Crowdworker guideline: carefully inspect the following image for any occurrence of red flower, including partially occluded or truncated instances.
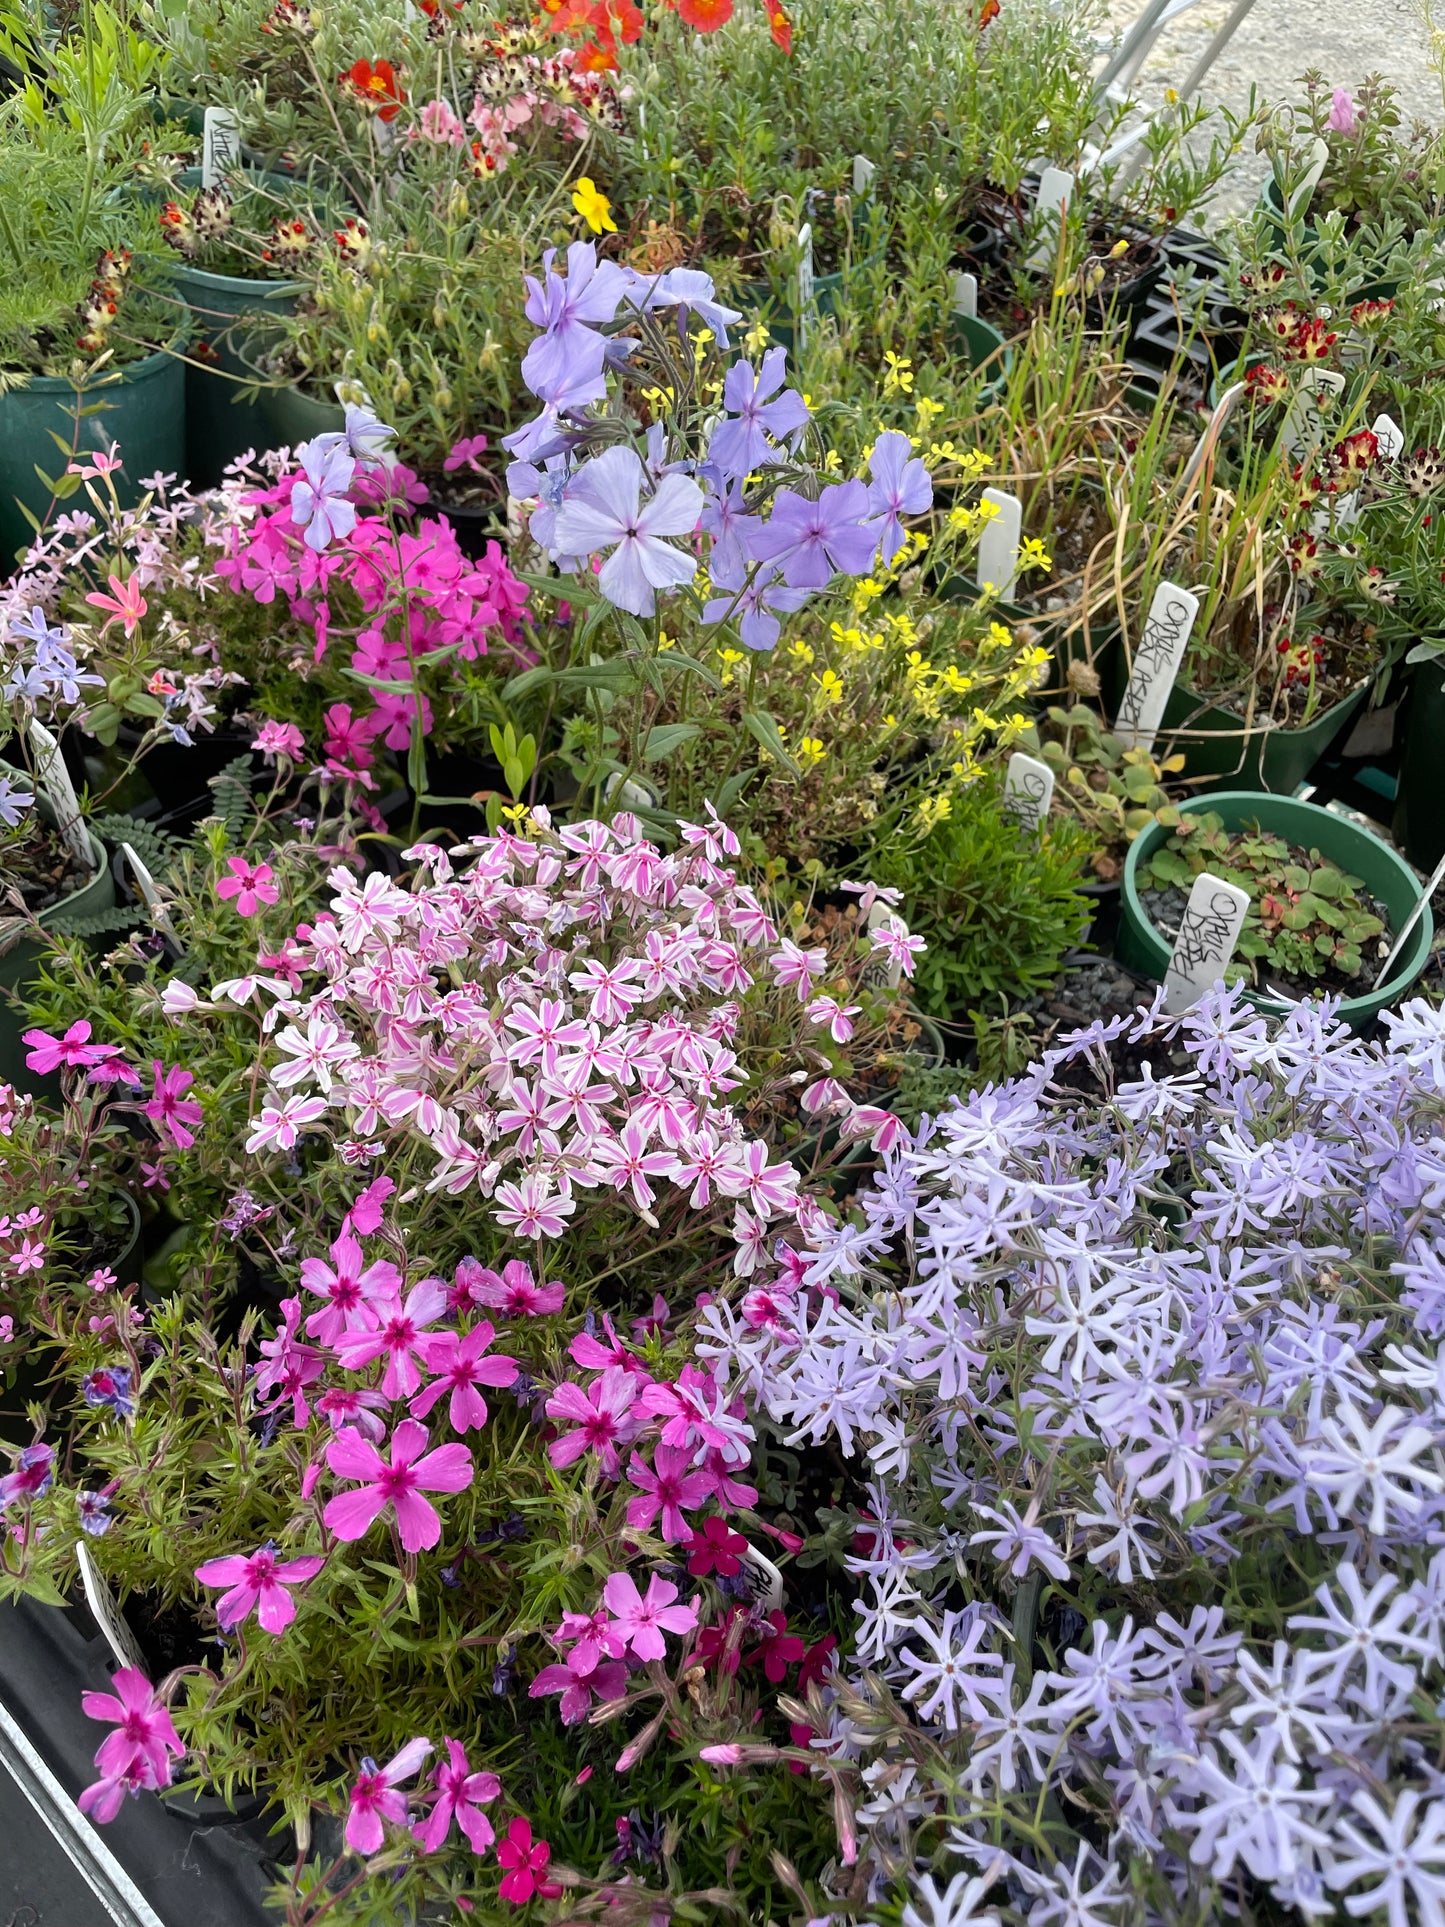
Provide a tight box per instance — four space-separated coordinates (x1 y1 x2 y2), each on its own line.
767 1 793 49
678 0 733 30
686 1515 748 1577
743 1609 806 1684
592 0 644 40
341 57 406 121
496 1817 560 1905
797 1633 837 1692
977 0 1000 23
695 1607 746 1674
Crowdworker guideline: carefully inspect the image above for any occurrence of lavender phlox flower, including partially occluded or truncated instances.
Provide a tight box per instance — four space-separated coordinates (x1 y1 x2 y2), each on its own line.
312 404 396 466
1226 1640 1361 1763
521 242 631 401
548 445 702 617
621 265 742 346
1287 1561 1434 1707
0 772 33 828
1300 1399 1443 1536
8 606 67 651
1015 1841 1130 1927
1184 1729 1331 1883
746 480 880 589
706 348 810 481
967 1497 1070 1581
898 1609 1008 1731
899 1868 1002 1927
1327 1786 1445 1925
1075 1473 1159 1584
866 429 933 563
290 440 358 553
701 556 812 653
1138 1605 1240 1692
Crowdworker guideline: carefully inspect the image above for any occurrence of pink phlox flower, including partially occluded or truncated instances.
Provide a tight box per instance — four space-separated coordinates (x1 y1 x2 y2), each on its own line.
333 1275 448 1398
343 1175 395 1236
324 1418 474 1554
714 1138 800 1219
84 572 147 636
410 1321 520 1432
413 1738 500 1853
769 939 828 1000
651 1364 750 1465
316 1384 389 1440
805 995 861 1044
443 432 489 473
144 1060 204 1150
493 1173 575 1239
867 912 925 978
528 1656 627 1723
245 1091 328 1154
630 1293 671 1344
345 1737 434 1854
0 1440 54 1508
601 1570 698 1662
216 856 280 918
625 1444 715 1542
557 1605 627 1675
496 1816 560 1903
194 1543 325 1634
841 1105 906 1155
545 1365 648 1478
594 1120 679 1213
253 720 305 761
300 1231 401 1344
744 1608 806 1683
82 1669 184 1789
253 1314 326 1429
21 1021 119 1076
451 1255 565 1318
569 1313 648 1377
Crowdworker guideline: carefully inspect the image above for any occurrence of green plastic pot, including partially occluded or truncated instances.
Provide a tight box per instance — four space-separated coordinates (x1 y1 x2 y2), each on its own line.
1393 661 1445 871
257 371 345 447
0 802 114 1093
1118 789 1431 1028
168 168 307 485
1086 627 1368 793
739 201 881 351
0 342 185 569
946 312 1011 403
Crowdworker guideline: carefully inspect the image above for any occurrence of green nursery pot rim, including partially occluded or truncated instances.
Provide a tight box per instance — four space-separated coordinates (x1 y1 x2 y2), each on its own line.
0 333 190 393
1120 788 1433 1028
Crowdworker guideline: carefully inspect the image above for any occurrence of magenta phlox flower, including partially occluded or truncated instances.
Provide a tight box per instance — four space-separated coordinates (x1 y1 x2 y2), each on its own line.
546 1365 650 1477
300 1232 401 1345
145 1061 204 1150
253 1313 326 1429
746 480 879 588
570 1313 649 1377
413 1738 500 1853
194 1543 325 1633
744 1609 806 1683
550 446 703 617
686 1515 748 1577
216 856 279 918
706 347 810 480
344 1737 433 1854
290 440 358 553
601 1570 698 1661
82 1669 184 1790
496 1815 559 1903
624 1444 714 1541
316 1385 389 1440
866 429 933 563
22 1020 118 1076
0 1440 53 1508
452 1256 565 1319
324 1418 474 1554
528 1655 628 1723
334 1275 448 1398
411 1321 519 1432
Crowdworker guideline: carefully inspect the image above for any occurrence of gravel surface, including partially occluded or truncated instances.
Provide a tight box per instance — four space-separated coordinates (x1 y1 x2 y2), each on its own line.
1102 0 1443 219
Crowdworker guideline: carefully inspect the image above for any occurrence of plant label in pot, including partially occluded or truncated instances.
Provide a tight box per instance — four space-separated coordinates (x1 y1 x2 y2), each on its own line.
951 271 979 318
202 106 241 188
1115 581 1200 753
121 842 182 948
1026 167 1073 271
796 225 815 348
1003 751 1054 834
26 720 89 866
76 1540 148 1673
1322 411 1405 533
1282 369 1346 462
1163 871 1250 1015
977 487 1022 600
1283 135 1329 221
852 155 876 195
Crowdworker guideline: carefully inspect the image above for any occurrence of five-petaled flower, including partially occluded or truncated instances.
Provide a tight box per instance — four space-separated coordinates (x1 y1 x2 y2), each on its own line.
341 57 405 121
194 1544 326 1634
324 1418 474 1554
216 857 280 918
496 1816 560 1903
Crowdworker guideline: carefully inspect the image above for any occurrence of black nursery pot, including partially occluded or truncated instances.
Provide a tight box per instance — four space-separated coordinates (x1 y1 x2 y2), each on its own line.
113 721 258 833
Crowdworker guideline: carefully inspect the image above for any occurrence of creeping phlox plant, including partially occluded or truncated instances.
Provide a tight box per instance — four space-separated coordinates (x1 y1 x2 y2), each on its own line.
701 987 1445 1925
213 411 531 780
504 240 932 649
0 809 921 1919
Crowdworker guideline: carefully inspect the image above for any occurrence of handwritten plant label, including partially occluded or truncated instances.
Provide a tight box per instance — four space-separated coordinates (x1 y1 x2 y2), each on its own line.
1026 166 1073 270
1114 581 1201 752
951 270 979 319
1003 751 1055 834
77 1541 148 1673
1282 368 1346 462
121 842 181 946
1163 871 1251 1015
977 487 1022 601
795 223 815 349
852 154 876 196
27 719 90 865
202 107 241 189
1324 411 1406 533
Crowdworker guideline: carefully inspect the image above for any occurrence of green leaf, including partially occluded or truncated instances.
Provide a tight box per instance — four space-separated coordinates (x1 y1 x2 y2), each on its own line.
512 568 603 608
124 692 165 719
713 767 755 815
642 722 702 762
743 708 801 778
341 666 419 697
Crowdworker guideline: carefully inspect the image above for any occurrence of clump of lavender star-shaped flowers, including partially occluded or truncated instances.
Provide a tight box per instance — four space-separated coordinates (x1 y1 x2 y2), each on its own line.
700 985 1445 1925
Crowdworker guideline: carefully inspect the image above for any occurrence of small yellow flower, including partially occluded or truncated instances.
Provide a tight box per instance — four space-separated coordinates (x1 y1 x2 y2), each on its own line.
658 631 676 651
814 669 844 705
976 497 1001 524
572 178 617 234
789 638 816 666
821 449 842 473
882 350 915 397
948 505 977 533
1019 536 1053 574
798 736 826 767
744 319 772 355
928 440 959 463
915 394 945 428
1165 85 1179 103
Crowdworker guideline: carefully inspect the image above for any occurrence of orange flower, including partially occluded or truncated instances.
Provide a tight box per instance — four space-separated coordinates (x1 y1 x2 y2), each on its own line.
592 0 644 41
678 0 733 30
977 0 1000 24
340 57 406 121
575 32 618 67
767 2 792 50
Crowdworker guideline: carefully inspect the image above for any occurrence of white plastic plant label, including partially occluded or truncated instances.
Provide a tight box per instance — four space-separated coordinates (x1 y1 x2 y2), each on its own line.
1026 166 1073 270
27 719 90 865
795 223 816 349
1003 751 1055 834
121 842 181 946
1114 581 1201 753
1372 412 1406 463
1283 368 1346 462
1325 411 1406 534
201 107 241 189
852 154 876 196
1285 135 1329 220
976 487 1022 601
865 897 903 992
1163 871 1251 1015
951 270 979 318
77 1541 149 1674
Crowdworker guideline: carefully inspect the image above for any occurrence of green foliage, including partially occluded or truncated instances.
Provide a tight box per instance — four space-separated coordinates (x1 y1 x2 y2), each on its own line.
1023 701 1184 881
870 774 1093 1020
1139 811 1389 982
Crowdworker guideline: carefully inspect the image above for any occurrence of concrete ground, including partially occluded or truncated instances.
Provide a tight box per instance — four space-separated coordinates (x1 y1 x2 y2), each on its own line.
1103 0 1444 218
